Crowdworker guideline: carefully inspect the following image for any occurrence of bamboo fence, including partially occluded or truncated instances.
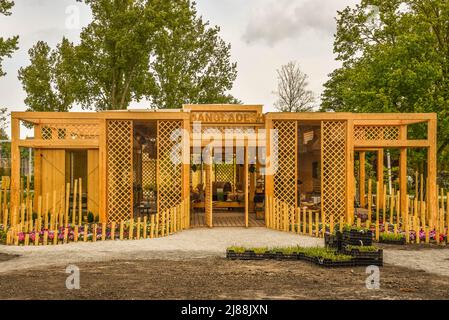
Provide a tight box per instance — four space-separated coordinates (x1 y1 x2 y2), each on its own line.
0 176 190 246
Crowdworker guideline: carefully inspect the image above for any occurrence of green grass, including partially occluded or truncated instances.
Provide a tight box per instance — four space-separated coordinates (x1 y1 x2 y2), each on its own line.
344 245 379 252
380 232 405 241
227 245 353 262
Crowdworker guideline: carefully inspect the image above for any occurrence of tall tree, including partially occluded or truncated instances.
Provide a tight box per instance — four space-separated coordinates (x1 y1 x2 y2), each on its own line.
273 61 315 112
19 0 238 111
18 40 75 112
322 0 449 165
0 0 18 77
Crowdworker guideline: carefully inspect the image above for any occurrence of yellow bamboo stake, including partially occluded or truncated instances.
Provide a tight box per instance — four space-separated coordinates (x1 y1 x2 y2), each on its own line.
43 231 48 245
74 225 79 242
65 183 70 227
53 229 58 245
376 181 380 241
119 221 124 240
330 215 334 234
382 185 386 225
72 179 78 226
93 223 97 242
425 226 430 244
37 196 42 232
315 212 319 237
84 224 88 242
150 214 155 238
136 218 141 240
101 222 106 241
44 193 49 229
128 220 134 240
308 211 313 236
63 227 68 244
367 179 372 224
25 233 30 246
111 222 116 240
296 207 301 234
78 178 82 224
302 207 306 234
357 217 361 229
143 216 147 239
389 189 394 225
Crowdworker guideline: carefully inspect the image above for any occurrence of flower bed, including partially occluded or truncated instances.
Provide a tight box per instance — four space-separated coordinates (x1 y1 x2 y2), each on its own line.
226 246 372 268
342 245 383 266
342 228 373 246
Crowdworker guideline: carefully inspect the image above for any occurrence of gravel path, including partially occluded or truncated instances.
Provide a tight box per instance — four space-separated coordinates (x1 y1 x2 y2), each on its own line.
0 228 322 274
0 227 448 277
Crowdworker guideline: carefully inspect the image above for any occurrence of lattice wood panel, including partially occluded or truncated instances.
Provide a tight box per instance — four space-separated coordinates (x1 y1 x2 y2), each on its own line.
142 153 156 193
41 123 99 140
107 120 133 222
214 163 234 183
354 125 399 141
273 121 297 207
321 121 347 223
157 121 183 213
205 159 213 227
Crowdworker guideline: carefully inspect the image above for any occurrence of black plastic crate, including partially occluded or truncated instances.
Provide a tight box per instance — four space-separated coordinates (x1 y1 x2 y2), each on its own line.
342 230 373 246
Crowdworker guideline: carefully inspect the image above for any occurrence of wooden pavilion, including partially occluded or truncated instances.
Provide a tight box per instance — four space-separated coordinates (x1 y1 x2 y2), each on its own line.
9 105 438 233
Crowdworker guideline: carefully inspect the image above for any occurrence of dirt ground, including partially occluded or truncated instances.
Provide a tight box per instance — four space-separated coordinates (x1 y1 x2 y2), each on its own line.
1 255 449 300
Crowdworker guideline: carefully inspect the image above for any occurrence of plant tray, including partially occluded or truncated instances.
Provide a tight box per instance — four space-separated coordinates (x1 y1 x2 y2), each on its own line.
379 238 406 245
342 230 373 246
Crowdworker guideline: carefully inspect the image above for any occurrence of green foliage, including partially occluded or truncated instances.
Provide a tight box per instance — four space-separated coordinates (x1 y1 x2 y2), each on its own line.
0 0 18 77
380 232 405 241
344 245 379 252
322 0 449 167
87 211 94 223
19 0 238 112
227 246 246 253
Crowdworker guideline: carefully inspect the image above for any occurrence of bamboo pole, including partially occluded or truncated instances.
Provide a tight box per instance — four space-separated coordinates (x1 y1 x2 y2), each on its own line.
389 189 394 225
143 216 147 239
308 211 313 236
302 207 306 234
382 184 386 225
43 231 48 245
74 225 79 242
37 196 42 232
119 221 124 240
111 222 116 240
150 214 155 238
129 219 134 240
65 183 70 227
53 229 58 245
367 179 372 224
136 218 141 240
78 178 82 224
84 224 88 242
296 207 300 234
315 212 319 237
72 179 78 226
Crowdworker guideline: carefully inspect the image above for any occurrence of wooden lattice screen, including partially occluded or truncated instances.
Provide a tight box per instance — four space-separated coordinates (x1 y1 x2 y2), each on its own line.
354 125 399 141
107 120 133 222
142 153 156 195
157 121 183 213
273 121 297 207
321 121 347 223
214 163 234 183
42 123 99 140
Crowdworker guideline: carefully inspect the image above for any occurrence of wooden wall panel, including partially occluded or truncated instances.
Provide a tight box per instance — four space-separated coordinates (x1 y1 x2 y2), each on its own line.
40 149 66 213
88 150 99 217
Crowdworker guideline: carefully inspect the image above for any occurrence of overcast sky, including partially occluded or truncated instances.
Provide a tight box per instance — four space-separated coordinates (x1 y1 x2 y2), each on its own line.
0 0 360 137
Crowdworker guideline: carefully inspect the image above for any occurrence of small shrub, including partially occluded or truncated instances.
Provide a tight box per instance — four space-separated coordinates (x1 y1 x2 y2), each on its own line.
380 232 405 241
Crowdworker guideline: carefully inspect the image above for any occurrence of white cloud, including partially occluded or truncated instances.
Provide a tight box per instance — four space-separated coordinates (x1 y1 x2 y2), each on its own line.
243 0 359 46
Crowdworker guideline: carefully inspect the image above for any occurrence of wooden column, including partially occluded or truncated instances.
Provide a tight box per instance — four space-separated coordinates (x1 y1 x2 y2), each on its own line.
359 151 366 208
427 118 438 228
264 118 274 199
10 117 20 213
182 118 191 228
98 118 107 223
33 124 42 212
399 125 408 220
244 142 249 228
346 119 354 224
377 148 384 209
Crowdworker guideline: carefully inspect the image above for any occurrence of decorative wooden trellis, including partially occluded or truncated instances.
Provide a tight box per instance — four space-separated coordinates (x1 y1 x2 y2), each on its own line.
107 120 133 222
142 152 156 193
273 121 297 207
354 125 399 141
214 163 234 183
321 121 347 224
157 121 183 214
41 123 99 140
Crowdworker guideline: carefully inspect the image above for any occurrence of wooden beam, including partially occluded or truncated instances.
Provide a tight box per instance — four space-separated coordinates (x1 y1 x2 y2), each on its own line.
17 139 99 149
266 112 436 121
427 119 438 229
399 126 408 220
10 118 20 213
354 140 429 148
359 151 366 208
98 119 107 222
377 148 384 209
346 119 354 224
